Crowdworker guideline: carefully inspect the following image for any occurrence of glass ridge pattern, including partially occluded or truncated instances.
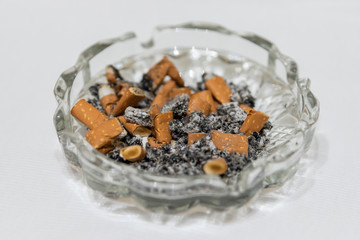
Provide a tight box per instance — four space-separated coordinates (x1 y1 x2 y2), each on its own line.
53 22 319 212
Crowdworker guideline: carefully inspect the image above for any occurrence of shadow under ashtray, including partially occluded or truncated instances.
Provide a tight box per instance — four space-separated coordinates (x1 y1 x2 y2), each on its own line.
56 133 328 226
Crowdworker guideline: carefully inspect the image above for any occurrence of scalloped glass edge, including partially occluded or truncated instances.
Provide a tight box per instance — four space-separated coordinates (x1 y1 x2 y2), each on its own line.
53 22 319 213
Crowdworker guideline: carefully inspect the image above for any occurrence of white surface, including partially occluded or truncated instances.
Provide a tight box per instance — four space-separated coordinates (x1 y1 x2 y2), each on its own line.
1 0 360 239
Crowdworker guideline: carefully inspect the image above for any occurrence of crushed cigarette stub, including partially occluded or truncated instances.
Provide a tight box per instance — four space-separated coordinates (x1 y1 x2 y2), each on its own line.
112 87 145 116
142 57 170 91
187 92 211 116
188 133 207 145
151 80 176 108
193 90 217 113
205 76 232 104
71 99 108 130
165 58 184 87
99 84 118 115
142 56 184 91
154 112 173 144
120 145 146 162
240 108 269 136
149 104 161 120
168 87 191 99
106 65 122 84
118 116 151 137
211 130 248 156
115 82 132 97
86 118 124 153
203 158 228 175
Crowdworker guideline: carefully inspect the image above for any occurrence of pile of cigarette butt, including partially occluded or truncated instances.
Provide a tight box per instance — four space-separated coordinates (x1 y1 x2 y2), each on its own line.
71 56 272 177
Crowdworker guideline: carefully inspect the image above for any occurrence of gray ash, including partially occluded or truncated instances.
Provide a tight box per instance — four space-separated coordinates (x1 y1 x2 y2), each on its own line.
161 94 189 118
169 118 187 140
196 72 217 91
184 111 209 133
89 83 100 98
127 136 251 177
229 82 256 108
137 90 155 108
248 130 270 160
87 98 106 115
139 74 153 91
124 107 152 127
261 120 273 133
122 135 144 146
87 68 271 178
217 102 247 122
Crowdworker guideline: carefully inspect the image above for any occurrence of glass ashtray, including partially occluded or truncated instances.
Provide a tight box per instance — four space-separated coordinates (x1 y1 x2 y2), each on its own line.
53 22 319 213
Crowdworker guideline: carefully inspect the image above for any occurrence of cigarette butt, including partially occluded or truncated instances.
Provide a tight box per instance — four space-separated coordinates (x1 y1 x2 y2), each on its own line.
111 87 145 116
120 145 146 162
240 110 269 136
99 84 118 115
191 90 217 113
154 112 173 144
106 65 122 84
203 158 228 175
187 94 211 116
205 76 232 104
188 133 206 145
147 137 164 148
211 130 248 156
166 57 184 87
168 87 191 99
71 99 108 130
118 116 151 137
115 82 133 98
151 80 176 108
149 104 161 120
86 118 125 153
143 56 184 91
145 57 172 91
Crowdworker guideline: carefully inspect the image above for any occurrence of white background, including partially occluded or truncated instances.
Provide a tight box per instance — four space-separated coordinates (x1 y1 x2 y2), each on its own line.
1 0 360 239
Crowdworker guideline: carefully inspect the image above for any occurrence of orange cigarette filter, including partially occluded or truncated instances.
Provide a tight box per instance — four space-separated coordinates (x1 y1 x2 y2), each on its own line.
86 118 125 153
118 116 151 137
168 87 192 99
71 99 108 130
166 57 184 87
145 56 184 91
203 158 228 175
99 84 118 115
149 104 161 120
115 82 132 98
151 80 177 108
205 76 232 104
188 133 206 145
187 94 211 116
146 57 172 91
154 112 173 144
191 90 217 113
211 130 248 156
111 87 145 116
120 145 146 162
240 109 269 136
